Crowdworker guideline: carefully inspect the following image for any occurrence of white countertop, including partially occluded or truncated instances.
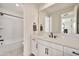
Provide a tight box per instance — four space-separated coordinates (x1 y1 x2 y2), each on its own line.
32 34 79 50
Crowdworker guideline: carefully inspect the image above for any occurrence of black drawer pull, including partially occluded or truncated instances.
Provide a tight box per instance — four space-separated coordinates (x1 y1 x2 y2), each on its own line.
72 52 79 55
0 39 4 41
36 44 38 49
45 48 49 55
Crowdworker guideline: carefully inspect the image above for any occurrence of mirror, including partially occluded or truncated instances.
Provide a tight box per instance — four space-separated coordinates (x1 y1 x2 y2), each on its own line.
61 11 76 34
39 3 79 34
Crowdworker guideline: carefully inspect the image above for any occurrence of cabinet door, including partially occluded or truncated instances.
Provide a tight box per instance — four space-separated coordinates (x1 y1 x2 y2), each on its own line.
38 43 52 56
31 39 38 55
51 49 63 56
51 43 63 56
64 53 72 56
64 46 79 56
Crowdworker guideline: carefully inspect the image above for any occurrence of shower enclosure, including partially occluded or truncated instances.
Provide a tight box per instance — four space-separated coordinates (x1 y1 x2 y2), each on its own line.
0 12 23 56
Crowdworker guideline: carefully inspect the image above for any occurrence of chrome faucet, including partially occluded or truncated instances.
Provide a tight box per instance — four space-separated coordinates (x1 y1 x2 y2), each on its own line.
49 32 53 38
49 32 57 38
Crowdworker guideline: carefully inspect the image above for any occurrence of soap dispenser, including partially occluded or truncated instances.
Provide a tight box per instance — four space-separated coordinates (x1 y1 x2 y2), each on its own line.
40 24 43 31
33 22 37 31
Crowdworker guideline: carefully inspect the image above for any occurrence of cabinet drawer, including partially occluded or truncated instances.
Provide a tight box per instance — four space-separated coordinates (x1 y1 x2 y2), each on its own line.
38 39 63 51
64 47 79 56
51 49 63 56
51 43 63 51
37 39 51 47
38 43 52 56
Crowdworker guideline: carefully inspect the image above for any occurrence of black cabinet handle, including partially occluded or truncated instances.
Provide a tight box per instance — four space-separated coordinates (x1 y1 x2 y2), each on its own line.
45 48 49 55
0 39 4 41
72 52 79 55
36 44 38 49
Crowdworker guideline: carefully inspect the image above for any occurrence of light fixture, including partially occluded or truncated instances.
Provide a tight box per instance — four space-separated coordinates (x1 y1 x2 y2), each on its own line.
16 4 19 7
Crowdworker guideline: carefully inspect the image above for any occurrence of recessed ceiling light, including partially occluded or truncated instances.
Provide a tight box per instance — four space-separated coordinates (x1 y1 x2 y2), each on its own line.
16 4 19 7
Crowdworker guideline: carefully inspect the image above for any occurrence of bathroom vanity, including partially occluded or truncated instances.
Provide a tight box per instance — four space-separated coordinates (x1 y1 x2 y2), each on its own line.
31 33 79 56
31 4 79 56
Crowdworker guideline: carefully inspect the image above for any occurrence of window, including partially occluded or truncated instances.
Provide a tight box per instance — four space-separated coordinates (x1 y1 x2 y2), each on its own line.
45 16 50 32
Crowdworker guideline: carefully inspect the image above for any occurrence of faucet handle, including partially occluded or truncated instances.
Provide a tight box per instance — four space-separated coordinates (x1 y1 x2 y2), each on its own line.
54 35 57 38
51 32 53 38
49 32 53 38
49 35 51 37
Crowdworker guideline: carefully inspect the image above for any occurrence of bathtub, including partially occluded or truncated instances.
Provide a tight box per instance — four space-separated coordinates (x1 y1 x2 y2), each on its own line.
0 40 23 56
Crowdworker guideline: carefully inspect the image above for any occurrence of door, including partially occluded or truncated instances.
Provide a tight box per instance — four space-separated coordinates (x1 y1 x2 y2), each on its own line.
31 39 38 55
64 46 79 56
38 43 52 56
51 43 63 56
51 49 63 56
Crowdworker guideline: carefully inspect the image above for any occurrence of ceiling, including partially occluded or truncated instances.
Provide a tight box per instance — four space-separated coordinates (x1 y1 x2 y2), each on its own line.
0 3 23 15
0 3 76 16
40 3 77 15
0 3 45 14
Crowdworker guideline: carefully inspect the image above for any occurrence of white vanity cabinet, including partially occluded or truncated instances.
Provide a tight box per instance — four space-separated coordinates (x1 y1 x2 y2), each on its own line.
37 38 53 56
51 43 63 56
31 39 38 56
31 38 52 56
31 36 79 56
37 39 64 56
64 46 79 56
31 37 64 56
38 43 52 56
51 49 63 56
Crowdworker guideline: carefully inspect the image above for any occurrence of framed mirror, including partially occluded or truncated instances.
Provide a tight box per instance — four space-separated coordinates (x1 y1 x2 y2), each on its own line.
39 3 79 34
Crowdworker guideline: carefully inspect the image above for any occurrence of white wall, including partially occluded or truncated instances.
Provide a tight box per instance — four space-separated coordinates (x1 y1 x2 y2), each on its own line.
0 7 23 18
39 12 46 32
23 4 38 55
